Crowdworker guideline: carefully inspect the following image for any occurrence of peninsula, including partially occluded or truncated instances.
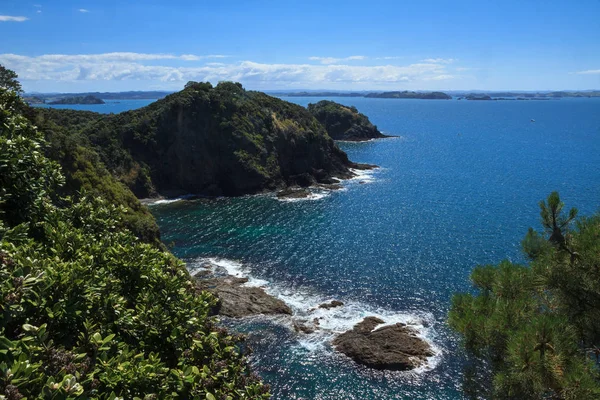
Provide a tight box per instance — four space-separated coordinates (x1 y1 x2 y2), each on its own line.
48 95 105 105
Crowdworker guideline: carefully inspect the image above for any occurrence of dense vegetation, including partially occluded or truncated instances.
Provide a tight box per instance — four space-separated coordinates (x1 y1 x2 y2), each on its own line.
48 96 105 105
0 87 269 398
28 107 161 245
449 192 600 399
70 81 354 198
307 100 386 141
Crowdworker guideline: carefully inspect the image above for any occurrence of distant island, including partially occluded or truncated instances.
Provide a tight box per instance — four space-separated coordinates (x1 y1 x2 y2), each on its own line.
278 90 452 99
365 91 451 100
23 96 45 104
23 90 172 101
48 95 105 105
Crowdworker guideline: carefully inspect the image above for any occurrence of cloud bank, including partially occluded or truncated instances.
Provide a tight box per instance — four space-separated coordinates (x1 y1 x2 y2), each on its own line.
0 52 461 90
0 15 29 22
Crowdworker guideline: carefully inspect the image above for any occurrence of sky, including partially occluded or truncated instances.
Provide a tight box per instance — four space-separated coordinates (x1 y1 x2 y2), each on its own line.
1 0 599 93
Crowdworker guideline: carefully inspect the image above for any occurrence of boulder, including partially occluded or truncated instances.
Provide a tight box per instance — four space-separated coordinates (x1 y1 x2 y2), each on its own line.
196 275 292 318
332 317 434 371
318 300 344 310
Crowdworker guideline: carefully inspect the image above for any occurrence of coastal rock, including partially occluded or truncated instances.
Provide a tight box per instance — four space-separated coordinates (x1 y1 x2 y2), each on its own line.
318 300 344 310
276 188 312 199
332 317 434 371
196 275 292 318
308 100 389 141
293 320 316 334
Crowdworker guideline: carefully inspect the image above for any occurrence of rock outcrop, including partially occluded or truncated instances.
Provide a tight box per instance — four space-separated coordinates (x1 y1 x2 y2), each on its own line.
307 100 388 141
195 274 292 318
332 317 434 371
82 82 372 198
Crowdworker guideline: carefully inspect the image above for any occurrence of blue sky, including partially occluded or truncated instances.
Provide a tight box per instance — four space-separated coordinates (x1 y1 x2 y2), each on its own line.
1 0 599 92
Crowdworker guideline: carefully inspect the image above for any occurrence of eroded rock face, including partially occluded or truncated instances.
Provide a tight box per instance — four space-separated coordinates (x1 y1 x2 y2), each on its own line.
196 275 292 318
332 317 434 371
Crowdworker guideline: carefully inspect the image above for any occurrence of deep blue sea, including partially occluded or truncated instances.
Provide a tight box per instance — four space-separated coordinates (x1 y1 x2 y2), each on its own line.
50 97 600 399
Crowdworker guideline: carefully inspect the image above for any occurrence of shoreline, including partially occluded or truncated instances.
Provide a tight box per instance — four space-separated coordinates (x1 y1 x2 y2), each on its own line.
191 257 442 373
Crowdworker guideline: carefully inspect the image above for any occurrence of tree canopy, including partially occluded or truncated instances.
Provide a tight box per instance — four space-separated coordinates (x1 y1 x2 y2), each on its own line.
0 64 22 93
449 192 600 399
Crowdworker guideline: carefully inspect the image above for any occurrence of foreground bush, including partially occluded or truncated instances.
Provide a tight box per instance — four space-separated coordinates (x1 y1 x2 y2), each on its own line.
1 88 269 399
449 192 600 399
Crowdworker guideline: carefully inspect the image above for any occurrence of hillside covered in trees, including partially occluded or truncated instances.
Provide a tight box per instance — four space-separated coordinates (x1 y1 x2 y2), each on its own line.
38 82 369 199
449 192 600 399
308 100 388 141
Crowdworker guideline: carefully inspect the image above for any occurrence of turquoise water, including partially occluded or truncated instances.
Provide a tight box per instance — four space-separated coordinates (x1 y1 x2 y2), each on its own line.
32 98 157 113
153 97 600 398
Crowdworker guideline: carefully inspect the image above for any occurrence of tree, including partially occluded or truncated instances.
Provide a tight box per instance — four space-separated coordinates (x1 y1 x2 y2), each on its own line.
539 191 577 246
449 193 600 399
0 64 22 93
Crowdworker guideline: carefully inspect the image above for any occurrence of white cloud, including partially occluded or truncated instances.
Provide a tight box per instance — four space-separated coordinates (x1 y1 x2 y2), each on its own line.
309 55 366 65
575 69 600 75
78 9 89 13
424 74 455 81
0 15 29 22
422 58 455 64
34 4 42 7
0 52 463 90
37 10 42 13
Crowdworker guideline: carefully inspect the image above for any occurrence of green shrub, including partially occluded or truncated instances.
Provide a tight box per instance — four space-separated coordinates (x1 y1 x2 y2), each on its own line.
0 88 269 399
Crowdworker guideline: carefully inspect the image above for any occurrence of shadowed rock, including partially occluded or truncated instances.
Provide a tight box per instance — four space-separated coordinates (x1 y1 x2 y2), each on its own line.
318 300 344 310
332 317 434 371
196 275 292 318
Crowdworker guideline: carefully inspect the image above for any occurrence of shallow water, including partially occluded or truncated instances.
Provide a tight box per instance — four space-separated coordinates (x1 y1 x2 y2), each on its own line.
151 97 600 399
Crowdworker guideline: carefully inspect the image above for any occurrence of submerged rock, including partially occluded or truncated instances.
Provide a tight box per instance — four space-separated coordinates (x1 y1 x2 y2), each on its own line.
332 317 434 371
293 320 316 334
196 275 292 318
318 300 344 310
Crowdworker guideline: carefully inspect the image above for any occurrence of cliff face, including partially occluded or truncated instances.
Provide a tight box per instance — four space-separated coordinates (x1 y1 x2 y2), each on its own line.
84 82 360 198
307 100 387 142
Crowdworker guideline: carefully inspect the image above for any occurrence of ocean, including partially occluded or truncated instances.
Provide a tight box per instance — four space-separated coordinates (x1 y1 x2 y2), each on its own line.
46 96 600 398
32 98 158 114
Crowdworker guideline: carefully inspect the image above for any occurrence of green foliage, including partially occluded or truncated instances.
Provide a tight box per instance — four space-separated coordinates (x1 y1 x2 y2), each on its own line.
0 90 269 399
539 191 578 245
449 193 600 399
307 100 382 141
0 65 22 93
0 89 64 228
30 107 161 245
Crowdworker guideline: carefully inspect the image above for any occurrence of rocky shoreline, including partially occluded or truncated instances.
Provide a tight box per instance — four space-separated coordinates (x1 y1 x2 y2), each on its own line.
193 261 435 372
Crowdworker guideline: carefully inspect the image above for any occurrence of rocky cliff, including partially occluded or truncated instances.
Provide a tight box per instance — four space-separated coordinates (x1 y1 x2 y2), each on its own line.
307 100 387 141
83 82 367 198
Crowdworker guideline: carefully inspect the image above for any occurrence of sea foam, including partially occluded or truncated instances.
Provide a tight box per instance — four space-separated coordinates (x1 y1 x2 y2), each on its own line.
189 257 441 372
